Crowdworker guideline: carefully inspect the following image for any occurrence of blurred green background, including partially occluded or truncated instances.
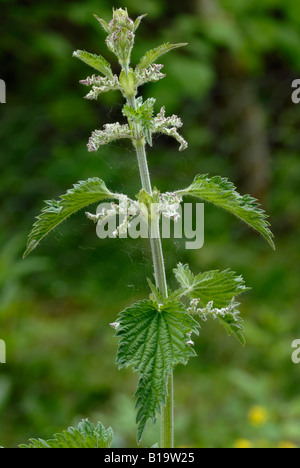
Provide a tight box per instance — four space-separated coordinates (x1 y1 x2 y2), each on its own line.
1 0 300 448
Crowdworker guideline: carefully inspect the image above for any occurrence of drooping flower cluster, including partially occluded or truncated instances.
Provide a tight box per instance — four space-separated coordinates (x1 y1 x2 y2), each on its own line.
80 74 120 100
87 123 132 152
188 298 241 323
86 194 141 238
135 64 166 87
86 190 184 238
87 103 188 152
122 99 188 151
158 192 183 221
79 64 166 101
154 106 188 151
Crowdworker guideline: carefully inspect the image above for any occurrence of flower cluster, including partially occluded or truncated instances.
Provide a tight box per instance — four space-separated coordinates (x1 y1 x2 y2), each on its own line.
159 192 182 221
80 74 120 100
88 123 132 152
78 63 166 101
121 102 188 151
95 8 144 71
86 195 142 238
109 321 120 330
86 191 183 237
188 298 241 322
135 64 166 87
74 9 188 155
112 195 141 237
154 107 188 151
186 331 195 347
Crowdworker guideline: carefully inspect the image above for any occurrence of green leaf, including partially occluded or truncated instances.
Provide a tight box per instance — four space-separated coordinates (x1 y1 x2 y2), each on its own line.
176 174 275 249
73 50 113 79
116 299 199 442
147 278 165 304
123 97 156 145
24 178 114 257
19 419 113 448
174 263 248 345
220 309 246 346
174 263 250 308
137 42 187 70
93 14 111 34
134 14 148 32
147 278 184 303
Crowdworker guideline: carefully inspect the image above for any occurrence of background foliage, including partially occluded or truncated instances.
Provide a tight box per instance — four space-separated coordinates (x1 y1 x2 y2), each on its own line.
1 0 300 448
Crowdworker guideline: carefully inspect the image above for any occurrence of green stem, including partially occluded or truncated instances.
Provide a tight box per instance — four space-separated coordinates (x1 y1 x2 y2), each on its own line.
161 372 174 448
134 138 152 194
135 139 168 298
128 95 173 448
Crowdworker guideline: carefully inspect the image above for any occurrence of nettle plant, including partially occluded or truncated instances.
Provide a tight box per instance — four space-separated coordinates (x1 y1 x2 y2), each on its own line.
23 9 274 448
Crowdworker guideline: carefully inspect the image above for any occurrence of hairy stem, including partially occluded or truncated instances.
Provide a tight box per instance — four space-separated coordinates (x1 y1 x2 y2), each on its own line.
161 372 174 448
134 138 152 194
135 140 168 298
128 95 173 448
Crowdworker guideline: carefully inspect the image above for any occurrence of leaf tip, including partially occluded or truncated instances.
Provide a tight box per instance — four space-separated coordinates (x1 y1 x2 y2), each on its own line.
23 239 38 259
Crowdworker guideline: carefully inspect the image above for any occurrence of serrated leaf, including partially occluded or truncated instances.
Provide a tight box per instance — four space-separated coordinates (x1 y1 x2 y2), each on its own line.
123 97 156 145
73 50 113 79
147 278 165 303
173 263 196 291
174 263 250 308
24 178 115 257
220 311 246 346
19 438 51 448
147 278 184 304
134 14 148 32
116 299 199 442
137 42 187 70
93 14 111 33
174 263 248 345
19 419 113 448
176 174 275 249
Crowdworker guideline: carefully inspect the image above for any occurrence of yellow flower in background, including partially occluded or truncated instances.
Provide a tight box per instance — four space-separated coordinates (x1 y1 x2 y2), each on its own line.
278 441 297 449
248 406 269 427
234 439 253 449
